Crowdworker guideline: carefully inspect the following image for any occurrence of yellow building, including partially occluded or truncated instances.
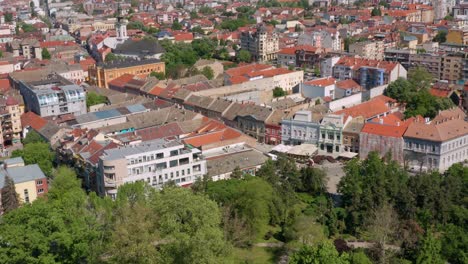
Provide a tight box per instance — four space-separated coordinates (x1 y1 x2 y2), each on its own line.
88 59 165 88
446 29 468 45
0 157 48 208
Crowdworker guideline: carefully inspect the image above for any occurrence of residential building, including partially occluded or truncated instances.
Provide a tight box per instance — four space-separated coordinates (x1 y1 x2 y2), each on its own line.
98 139 207 198
281 110 322 145
0 157 48 209
349 41 385 61
342 117 364 153
7 38 42 60
297 30 341 51
360 114 415 164
320 56 340 78
441 54 464 83
335 79 362 98
334 95 399 121
240 24 279 62
17 75 87 118
236 104 274 143
0 96 24 147
384 48 416 70
332 57 407 90
88 59 165 88
318 114 349 154
446 29 468 46
301 77 336 100
409 53 441 80
403 108 468 172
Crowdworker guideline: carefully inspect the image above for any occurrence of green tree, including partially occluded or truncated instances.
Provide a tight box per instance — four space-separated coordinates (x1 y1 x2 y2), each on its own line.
238 50 251 63
41 48 51 59
86 91 107 108
349 251 372 264
199 6 214 15
11 142 55 176
408 67 433 90
191 38 217 58
105 53 118 62
152 187 228 263
201 66 214 80
171 19 183 30
150 71 166 80
444 15 454 21
0 167 103 263
273 87 286 97
416 232 444 264
290 241 350 264
441 224 468 264
433 31 447 43
230 166 243 179
300 167 327 195
1 175 19 213
22 130 45 145
21 23 36 33
384 78 414 103
371 7 382 16
4 12 13 22
191 26 204 34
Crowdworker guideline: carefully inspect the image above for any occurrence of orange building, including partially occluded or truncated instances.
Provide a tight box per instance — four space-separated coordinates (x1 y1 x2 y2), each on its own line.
88 59 165 88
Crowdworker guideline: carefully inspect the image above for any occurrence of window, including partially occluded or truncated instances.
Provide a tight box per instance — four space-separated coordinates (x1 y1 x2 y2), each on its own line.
187 168 191 174
156 153 164 159
24 189 30 203
156 162 167 170
170 172 174 178
36 180 43 185
170 150 178 156
169 160 178 167
38 188 44 194
103 166 115 170
176 171 179 177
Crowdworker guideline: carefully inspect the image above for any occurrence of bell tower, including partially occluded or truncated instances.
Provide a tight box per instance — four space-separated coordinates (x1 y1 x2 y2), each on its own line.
115 3 128 40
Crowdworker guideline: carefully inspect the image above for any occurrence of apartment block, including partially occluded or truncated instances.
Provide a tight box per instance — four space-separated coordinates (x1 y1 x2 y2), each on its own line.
18 75 87 118
0 96 24 147
240 24 279 62
281 110 321 145
0 157 48 210
98 139 207 198
403 108 468 172
384 48 416 70
349 41 384 61
441 54 463 83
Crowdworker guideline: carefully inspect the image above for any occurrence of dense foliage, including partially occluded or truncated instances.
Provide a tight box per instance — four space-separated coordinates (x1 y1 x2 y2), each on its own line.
86 91 107 108
11 141 55 176
0 151 465 263
385 67 454 118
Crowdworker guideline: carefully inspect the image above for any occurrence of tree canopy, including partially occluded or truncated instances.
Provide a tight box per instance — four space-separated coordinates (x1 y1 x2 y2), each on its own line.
11 142 55 176
86 91 107 108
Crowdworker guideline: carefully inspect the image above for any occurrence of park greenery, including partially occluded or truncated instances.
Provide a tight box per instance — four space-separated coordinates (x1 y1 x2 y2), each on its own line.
11 131 55 176
0 152 466 263
86 91 107 108
385 67 454 118
41 48 51 60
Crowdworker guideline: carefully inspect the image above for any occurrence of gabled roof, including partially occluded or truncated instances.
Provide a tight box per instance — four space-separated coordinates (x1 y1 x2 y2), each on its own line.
21 112 47 131
334 97 392 120
304 77 336 87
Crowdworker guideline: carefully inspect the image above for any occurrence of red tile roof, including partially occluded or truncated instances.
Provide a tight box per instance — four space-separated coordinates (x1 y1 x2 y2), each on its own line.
0 79 10 93
305 77 336 87
108 74 135 88
336 79 361 90
429 88 451 98
334 97 392 120
361 114 415 138
225 63 274 78
21 112 47 131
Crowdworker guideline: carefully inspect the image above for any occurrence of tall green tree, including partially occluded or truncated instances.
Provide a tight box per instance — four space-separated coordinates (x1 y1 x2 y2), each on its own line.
416 232 444 264
290 241 350 264
238 50 251 62
1 175 19 213
11 142 55 176
22 130 45 145
41 48 51 59
201 66 214 80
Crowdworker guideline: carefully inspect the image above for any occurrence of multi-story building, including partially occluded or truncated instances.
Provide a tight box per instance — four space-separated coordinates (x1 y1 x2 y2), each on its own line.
88 59 165 88
349 41 385 61
0 96 24 148
332 57 407 90
0 157 48 210
98 139 207 198
403 108 468 172
240 24 279 62
441 54 463 83
384 48 416 70
7 38 42 60
318 114 349 154
281 110 322 145
18 75 87 118
342 117 364 153
409 53 441 80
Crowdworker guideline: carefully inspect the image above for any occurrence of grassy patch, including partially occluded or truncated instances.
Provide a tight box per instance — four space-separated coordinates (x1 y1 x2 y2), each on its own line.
229 246 283 264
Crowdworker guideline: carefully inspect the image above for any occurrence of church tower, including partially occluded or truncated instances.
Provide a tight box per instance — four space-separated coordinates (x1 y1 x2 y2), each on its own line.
115 3 128 40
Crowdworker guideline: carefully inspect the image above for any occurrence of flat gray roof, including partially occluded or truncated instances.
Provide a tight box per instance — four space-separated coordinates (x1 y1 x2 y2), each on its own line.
101 139 183 161
0 164 46 188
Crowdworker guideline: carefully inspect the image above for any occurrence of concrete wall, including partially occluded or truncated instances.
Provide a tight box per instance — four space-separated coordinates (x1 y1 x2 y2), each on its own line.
327 92 362 111
359 133 405 164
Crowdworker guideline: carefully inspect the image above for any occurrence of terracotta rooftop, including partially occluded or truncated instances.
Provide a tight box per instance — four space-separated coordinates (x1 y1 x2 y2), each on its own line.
21 112 47 131
404 113 468 142
336 79 361 90
304 77 336 87
334 97 393 120
225 63 274 78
